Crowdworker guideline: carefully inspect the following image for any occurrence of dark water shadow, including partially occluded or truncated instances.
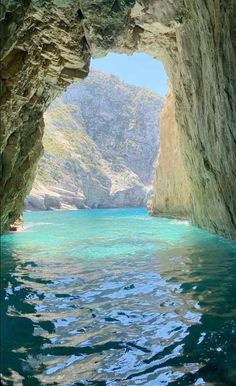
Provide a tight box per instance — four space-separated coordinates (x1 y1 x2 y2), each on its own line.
127 233 236 386
1 228 236 386
0 239 57 386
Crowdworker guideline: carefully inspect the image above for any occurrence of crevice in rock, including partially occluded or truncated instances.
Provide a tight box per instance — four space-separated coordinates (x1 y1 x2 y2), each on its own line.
203 158 215 175
225 201 236 228
111 0 121 13
76 9 84 22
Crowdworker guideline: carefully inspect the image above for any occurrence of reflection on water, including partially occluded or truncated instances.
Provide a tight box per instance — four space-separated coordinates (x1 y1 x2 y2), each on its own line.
1 208 236 385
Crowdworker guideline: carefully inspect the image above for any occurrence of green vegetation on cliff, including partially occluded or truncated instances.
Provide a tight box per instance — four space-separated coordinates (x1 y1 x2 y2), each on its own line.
25 70 163 210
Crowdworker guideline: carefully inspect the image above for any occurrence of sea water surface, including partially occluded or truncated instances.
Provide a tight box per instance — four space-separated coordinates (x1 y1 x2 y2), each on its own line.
1 208 236 386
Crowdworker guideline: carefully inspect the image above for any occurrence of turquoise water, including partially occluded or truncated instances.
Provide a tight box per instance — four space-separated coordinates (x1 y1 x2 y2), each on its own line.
1 208 236 385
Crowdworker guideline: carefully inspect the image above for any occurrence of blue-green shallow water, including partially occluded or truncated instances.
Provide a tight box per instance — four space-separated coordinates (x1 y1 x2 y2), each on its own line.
1 208 236 386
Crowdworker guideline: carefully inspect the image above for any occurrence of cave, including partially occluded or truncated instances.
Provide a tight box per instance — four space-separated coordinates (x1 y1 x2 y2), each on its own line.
1 0 236 238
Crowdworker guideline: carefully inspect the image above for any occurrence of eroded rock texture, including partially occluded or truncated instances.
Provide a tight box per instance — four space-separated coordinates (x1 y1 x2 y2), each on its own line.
150 87 191 219
1 0 236 238
0 0 90 231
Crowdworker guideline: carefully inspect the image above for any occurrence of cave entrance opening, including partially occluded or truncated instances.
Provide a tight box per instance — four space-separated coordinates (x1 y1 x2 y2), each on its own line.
25 53 168 212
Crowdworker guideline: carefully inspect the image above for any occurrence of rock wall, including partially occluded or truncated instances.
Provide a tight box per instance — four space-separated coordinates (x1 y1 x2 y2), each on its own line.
172 1 236 238
25 70 162 210
1 1 236 238
150 88 191 219
0 1 90 231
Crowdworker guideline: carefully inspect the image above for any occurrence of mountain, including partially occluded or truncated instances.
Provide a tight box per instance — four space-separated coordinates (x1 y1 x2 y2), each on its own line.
25 70 163 210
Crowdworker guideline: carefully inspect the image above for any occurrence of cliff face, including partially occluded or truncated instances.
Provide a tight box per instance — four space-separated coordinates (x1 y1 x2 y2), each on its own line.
25 70 162 210
1 1 236 238
0 1 90 231
150 88 191 219
172 2 236 237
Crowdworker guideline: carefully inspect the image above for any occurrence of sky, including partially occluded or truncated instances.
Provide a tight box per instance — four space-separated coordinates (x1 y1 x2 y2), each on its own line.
91 53 168 97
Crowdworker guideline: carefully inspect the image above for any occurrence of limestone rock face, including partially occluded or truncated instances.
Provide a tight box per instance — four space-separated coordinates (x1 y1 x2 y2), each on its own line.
150 88 191 219
25 70 162 210
1 0 236 238
0 0 90 230
172 1 236 238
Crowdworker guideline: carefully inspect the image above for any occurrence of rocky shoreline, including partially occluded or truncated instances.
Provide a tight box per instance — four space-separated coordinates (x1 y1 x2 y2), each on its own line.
25 71 163 211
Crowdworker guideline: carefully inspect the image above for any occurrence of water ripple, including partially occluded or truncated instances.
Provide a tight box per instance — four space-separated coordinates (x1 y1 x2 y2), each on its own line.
1 208 236 385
